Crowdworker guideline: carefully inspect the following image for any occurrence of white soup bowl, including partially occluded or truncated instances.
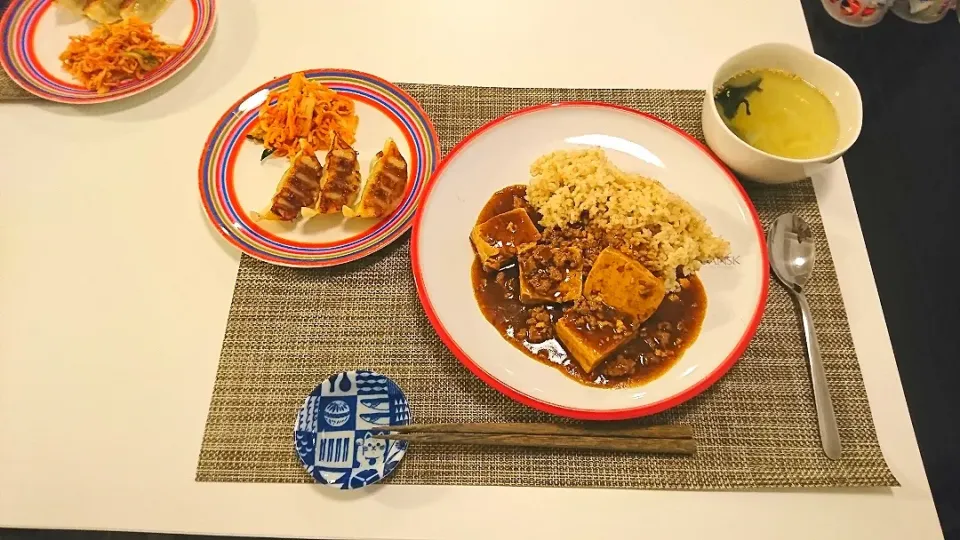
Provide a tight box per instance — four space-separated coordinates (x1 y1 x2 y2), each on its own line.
702 43 863 184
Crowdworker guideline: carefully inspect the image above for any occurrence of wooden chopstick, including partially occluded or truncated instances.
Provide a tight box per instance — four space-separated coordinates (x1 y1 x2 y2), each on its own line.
374 431 696 455
380 422 693 440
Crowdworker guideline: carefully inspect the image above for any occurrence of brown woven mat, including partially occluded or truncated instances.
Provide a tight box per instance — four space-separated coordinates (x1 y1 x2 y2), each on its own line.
0 2 30 100
0 69 32 100
192 84 895 489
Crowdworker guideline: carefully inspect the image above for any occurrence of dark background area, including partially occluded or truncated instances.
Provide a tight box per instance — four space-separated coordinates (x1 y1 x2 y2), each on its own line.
2 0 958 539
800 1 960 538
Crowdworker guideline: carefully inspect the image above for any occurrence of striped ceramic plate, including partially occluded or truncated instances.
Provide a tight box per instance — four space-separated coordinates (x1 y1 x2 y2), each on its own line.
0 0 216 104
199 69 440 267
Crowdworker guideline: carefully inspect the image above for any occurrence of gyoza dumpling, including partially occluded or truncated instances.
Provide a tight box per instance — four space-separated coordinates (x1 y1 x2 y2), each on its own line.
250 150 324 222
83 0 124 23
56 0 92 15
343 138 408 219
310 133 361 215
120 0 172 23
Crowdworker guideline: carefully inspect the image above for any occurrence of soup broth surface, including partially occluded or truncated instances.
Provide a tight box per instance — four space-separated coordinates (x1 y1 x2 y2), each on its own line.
715 68 840 160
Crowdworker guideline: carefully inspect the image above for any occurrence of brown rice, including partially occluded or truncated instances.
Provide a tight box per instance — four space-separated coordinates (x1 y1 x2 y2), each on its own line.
525 148 730 291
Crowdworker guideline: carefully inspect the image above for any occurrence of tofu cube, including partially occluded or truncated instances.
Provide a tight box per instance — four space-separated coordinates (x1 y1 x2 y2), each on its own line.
582 247 666 324
470 208 541 272
518 246 584 304
555 298 637 373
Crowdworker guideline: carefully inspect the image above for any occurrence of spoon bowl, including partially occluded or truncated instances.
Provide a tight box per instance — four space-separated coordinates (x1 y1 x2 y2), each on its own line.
768 214 816 291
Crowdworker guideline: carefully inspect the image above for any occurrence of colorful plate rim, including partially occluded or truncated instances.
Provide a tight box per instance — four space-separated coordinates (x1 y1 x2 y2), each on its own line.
0 0 217 104
198 68 440 267
411 101 769 421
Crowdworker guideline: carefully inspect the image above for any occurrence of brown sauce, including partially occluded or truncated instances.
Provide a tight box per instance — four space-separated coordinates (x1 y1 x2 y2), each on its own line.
470 187 707 388
476 185 543 226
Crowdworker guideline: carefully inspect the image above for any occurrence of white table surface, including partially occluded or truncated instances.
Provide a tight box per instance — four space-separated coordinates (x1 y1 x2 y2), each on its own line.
0 1 944 538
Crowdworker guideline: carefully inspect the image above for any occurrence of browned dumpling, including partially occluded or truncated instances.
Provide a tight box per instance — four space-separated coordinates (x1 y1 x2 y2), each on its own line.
56 0 91 15
343 138 409 219
83 0 124 23
251 150 323 222
120 0 172 22
311 133 361 215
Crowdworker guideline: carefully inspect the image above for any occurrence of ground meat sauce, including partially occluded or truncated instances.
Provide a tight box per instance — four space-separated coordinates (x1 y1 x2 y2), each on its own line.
472 261 706 387
471 187 707 387
565 295 637 347
519 245 581 297
540 223 660 275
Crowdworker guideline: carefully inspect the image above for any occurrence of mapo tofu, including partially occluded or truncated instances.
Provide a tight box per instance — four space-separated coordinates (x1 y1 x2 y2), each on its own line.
518 246 583 304
469 158 718 388
555 297 638 373
583 247 666 322
555 248 664 374
470 208 541 272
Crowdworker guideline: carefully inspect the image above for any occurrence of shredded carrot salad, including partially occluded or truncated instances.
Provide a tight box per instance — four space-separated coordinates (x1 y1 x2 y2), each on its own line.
59 17 182 94
250 72 359 159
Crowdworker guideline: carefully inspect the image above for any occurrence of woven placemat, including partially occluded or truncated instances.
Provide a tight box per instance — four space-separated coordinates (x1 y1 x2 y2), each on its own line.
0 2 31 100
0 70 32 100
191 84 895 489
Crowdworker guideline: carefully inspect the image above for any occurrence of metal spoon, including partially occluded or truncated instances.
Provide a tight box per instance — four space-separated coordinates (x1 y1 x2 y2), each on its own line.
768 213 841 460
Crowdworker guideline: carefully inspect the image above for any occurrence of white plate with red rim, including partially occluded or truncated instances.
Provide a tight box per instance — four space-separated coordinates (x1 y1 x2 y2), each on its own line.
0 0 216 104
412 102 769 420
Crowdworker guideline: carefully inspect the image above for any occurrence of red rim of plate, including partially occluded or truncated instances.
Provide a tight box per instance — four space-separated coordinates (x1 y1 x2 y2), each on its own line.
198 69 440 268
0 0 216 104
411 101 770 421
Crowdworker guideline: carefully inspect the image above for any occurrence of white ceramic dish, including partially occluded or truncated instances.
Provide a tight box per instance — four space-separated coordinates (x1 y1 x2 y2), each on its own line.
412 102 768 420
702 43 863 184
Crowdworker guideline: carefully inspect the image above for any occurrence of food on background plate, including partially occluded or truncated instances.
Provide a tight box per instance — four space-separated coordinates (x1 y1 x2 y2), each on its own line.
714 68 840 160
57 0 171 24
83 0 125 22
470 149 727 387
343 139 410 219
59 17 182 94
57 0 123 23
248 72 359 160
251 149 324 222
56 0 93 14
119 0 173 22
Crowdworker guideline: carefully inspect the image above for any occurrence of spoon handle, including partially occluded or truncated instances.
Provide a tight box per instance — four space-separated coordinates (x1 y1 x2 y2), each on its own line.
796 291 842 460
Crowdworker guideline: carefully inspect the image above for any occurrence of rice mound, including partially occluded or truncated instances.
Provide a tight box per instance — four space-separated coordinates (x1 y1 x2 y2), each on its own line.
525 148 730 291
